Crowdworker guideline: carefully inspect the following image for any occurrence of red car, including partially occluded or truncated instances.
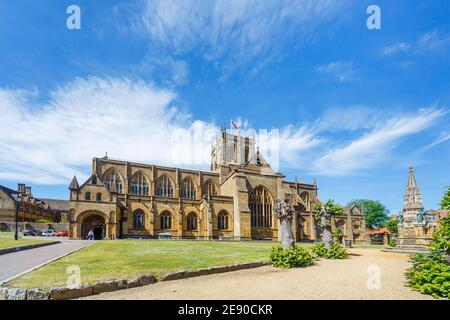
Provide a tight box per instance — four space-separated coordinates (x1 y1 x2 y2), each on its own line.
55 231 69 237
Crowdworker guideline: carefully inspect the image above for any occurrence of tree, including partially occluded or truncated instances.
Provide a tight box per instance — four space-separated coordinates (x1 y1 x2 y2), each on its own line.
430 216 450 254
386 217 399 235
314 199 344 248
314 199 344 217
439 186 450 210
350 199 389 229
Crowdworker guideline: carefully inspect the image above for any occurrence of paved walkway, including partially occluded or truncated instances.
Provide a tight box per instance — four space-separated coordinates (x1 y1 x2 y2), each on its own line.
0 239 92 283
84 249 434 300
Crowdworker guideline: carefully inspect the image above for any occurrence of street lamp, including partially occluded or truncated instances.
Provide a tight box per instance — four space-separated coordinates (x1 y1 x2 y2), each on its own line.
14 193 22 240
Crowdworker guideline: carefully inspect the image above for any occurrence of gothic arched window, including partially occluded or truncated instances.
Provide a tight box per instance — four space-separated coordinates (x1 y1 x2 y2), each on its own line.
299 191 310 211
156 175 174 198
133 209 145 229
218 211 229 230
160 211 172 230
249 186 273 228
131 172 149 195
181 178 196 199
85 192 91 201
104 169 123 194
187 212 197 231
203 179 217 196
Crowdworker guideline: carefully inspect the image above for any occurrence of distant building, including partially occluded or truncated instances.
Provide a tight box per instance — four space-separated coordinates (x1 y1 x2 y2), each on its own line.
365 227 390 245
0 184 69 231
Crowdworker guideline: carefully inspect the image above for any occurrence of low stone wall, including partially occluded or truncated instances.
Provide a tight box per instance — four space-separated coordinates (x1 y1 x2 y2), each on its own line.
160 262 267 281
0 221 69 233
0 241 60 255
0 262 268 300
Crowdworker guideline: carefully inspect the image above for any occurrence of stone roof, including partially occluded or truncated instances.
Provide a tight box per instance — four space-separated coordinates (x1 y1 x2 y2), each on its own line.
0 185 19 201
366 227 389 235
40 199 70 212
69 176 79 190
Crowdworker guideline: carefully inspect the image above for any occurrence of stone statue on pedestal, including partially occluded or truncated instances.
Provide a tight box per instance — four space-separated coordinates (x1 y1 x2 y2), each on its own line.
417 210 424 224
318 204 333 249
274 198 295 249
424 210 431 225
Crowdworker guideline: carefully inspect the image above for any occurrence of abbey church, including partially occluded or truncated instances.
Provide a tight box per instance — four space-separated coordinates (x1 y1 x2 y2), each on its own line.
68 131 365 242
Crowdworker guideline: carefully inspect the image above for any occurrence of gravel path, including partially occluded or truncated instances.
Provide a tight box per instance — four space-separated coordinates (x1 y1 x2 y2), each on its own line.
84 248 434 300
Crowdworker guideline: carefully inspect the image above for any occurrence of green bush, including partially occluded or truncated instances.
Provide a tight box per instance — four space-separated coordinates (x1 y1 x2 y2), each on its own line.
430 217 450 254
405 253 450 299
327 243 349 259
389 238 397 247
312 242 328 257
270 244 315 268
332 228 343 242
404 217 450 298
312 242 348 259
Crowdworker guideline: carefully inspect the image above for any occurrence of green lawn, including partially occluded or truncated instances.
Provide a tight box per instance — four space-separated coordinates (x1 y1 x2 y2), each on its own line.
7 240 307 289
0 237 51 250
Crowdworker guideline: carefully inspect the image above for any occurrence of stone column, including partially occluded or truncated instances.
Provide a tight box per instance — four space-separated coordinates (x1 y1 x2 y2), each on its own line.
178 200 183 239
175 168 180 198
292 211 299 241
124 162 130 194
151 166 156 196
207 200 213 240
383 233 389 245
310 213 317 240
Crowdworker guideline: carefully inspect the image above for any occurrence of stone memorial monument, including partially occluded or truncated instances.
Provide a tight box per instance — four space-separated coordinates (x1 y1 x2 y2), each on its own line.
318 203 333 248
274 198 295 248
397 166 438 250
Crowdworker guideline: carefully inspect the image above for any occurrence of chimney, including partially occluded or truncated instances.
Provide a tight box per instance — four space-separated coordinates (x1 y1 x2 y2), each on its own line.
17 183 26 193
25 186 32 196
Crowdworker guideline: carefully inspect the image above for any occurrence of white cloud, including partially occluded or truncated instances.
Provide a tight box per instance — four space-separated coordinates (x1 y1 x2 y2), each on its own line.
0 78 218 184
138 0 351 79
419 131 450 152
316 105 380 132
312 108 446 176
380 29 450 63
0 78 446 185
380 42 411 56
417 29 450 52
0 77 321 184
316 60 358 83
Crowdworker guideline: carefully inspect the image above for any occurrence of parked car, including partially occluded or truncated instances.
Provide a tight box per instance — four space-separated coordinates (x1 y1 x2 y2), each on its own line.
35 230 43 236
23 229 37 236
41 229 54 237
55 231 68 237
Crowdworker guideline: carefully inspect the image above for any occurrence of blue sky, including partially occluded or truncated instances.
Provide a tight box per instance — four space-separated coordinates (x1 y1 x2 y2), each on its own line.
0 0 449 213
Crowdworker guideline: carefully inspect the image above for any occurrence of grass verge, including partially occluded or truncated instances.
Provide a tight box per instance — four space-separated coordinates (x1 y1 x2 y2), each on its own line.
5 240 310 289
0 237 51 250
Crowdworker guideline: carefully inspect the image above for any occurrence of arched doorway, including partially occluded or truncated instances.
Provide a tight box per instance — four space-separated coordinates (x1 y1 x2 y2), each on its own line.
81 214 106 240
0 223 10 232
